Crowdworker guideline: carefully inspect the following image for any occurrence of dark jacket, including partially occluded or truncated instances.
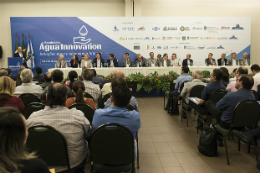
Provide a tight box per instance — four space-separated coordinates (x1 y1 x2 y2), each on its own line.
217 58 227 66
70 60 80 68
182 59 193 66
13 52 28 67
205 58 216 66
107 59 118 67
93 58 105 68
92 76 105 88
33 74 45 83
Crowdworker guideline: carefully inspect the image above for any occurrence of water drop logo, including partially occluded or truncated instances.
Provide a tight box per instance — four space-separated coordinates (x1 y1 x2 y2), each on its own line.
73 25 92 44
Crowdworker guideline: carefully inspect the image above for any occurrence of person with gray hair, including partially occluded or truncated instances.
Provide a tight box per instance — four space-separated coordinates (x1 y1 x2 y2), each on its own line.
0 69 8 77
180 70 206 119
14 69 43 99
82 68 101 108
81 54 92 68
55 54 67 68
238 52 250 66
217 53 227 66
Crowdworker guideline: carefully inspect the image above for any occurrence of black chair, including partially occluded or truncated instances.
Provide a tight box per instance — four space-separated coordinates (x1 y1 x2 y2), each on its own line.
19 93 40 108
84 92 94 100
164 80 175 106
216 99 260 165
23 102 45 119
26 125 71 173
197 89 228 133
102 93 112 108
127 82 137 96
258 85 260 100
250 90 258 100
181 85 205 127
90 123 135 173
126 104 135 111
69 103 94 124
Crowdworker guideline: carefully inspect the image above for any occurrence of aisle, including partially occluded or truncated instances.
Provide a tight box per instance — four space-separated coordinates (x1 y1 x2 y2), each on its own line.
85 97 259 173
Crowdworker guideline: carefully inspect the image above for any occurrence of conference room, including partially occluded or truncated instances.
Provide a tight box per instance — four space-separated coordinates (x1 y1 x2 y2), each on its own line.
1 0 260 173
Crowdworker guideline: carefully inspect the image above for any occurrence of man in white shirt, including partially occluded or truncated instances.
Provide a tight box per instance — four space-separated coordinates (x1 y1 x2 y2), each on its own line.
227 52 238 66
27 83 91 172
14 69 43 99
55 54 67 68
171 53 181 66
251 64 260 86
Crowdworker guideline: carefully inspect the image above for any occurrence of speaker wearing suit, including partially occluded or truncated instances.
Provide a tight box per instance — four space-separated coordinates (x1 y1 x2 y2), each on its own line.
238 57 250 66
217 58 227 66
121 53 134 67
160 58 171 67
14 51 28 68
107 59 118 67
92 58 105 68
205 58 216 66
55 60 67 68
182 59 193 66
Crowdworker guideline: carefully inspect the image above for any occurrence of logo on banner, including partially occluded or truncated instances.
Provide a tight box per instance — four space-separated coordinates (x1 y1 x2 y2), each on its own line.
157 46 162 49
167 37 173 40
137 26 145 31
128 38 134 40
163 27 167 31
166 27 177 31
162 37 166 40
198 46 205 50
73 25 91 44
217 37 228 40
163 46 168 50
206 46 216 49
122 27 134 31
201 37 215 39
147 45 150 50
217 45 224 49
174 37 181 40
135 38 143 40
134 45 140 50
152 37 160 40
189 37 200 40
204 26 219 32
192 27 202 30
113 26 119 32
182 36 189 41
229 35 238 39
170 46 181 49
232 24 244 30
184 45 196 50
119 37 126 40
180 26 190 31
144 37 150 40
221 26 230 30
152 27 160 31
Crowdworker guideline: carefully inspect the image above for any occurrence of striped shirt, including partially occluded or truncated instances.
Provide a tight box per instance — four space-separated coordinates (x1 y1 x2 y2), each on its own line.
82 80 101 108
14 83 44 99
27 106 91 172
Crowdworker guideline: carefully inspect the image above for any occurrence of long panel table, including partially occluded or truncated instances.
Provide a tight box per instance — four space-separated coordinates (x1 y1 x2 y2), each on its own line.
48 66 251 79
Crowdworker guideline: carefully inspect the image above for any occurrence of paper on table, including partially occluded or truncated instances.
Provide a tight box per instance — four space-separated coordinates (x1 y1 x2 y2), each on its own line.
49 169 55 173
189 97 200 105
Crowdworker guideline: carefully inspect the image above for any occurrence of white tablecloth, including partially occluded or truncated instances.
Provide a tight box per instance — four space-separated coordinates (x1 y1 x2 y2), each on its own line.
48 66 251 79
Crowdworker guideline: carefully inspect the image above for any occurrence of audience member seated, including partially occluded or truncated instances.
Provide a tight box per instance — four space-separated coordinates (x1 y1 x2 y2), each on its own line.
33 67 45 83
27 83 91 172
16 66 26 86
190 69 225 127
105 77 139 112
220 67 230 87
14 69 43 99
82 68 101 108
107 53 118 67
0 69 8 77
226 67 257 92
65 70 78 89
0 107 50 173
180 71 206 119
164 66 193 115
65 81 96 110
92 84 141 141
206 75 255 129
101 70 123 98
40 69 74 103
55 54 67 68
92 69 105 88
39 72 52 89
5 68 16 81
229 68 237 82
0 76 25 113
251 64 260 86
121 53 134 67
70 54 80 68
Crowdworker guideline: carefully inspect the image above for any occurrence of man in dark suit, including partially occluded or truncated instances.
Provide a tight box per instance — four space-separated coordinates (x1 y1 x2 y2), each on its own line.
205 53 216 66
33 67 45 83
182 54 193 66
217 53 227 66
92 53 105 68
107 54 118 67
121 53 134 67
160 53 171 67
13 46 28 68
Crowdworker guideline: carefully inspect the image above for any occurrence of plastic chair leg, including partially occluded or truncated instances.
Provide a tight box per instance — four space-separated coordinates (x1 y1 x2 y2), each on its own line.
223 136 230 165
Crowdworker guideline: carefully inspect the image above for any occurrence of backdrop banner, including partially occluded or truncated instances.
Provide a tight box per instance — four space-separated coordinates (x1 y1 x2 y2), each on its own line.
8 57 23 75
10 17 251 75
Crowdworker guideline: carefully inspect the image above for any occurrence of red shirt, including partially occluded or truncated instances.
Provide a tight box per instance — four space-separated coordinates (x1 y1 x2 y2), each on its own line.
0 96 25 113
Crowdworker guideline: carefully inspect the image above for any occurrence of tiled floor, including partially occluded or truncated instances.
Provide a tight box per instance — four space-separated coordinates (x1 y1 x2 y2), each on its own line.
85 97 259 173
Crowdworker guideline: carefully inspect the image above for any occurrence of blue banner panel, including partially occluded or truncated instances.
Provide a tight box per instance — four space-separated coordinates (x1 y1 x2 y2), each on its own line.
8 57 23 75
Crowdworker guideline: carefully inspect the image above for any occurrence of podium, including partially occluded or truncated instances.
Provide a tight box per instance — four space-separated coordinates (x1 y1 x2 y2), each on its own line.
8 57 23 75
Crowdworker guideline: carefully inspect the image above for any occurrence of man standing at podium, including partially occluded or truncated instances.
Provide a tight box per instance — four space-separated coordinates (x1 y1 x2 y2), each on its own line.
13 46 28 68
55 54 67 68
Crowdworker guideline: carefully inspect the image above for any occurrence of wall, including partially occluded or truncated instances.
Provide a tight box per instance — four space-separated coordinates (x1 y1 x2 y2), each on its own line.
141 0 260 64
0 0 125 68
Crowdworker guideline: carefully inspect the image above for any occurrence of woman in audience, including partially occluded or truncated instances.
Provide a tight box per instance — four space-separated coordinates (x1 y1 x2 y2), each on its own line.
65 70 78 90
16 65 25 86
70 54 79 68
65 81 96 110
220 67 230 87
0 76 25 113
0 107 50 173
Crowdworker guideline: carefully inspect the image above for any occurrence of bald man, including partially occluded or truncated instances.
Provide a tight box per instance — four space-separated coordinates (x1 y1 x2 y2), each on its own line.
182 54 193 66
238 52 250 66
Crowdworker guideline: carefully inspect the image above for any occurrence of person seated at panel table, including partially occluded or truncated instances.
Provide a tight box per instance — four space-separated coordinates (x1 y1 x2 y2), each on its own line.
146 52 157 67
238 52 250 66
160 53 171 67
217 53 227 66
13 46 28 68
55 54 67 68
135 54 146 67
70 54 80 68
205 53 216 66
227 52 238 66
81 54 92 68
156 54 162 66
121 53 134 67
92 53 105 68
171 53 181 66
107 53 118 67
182 54 193 66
